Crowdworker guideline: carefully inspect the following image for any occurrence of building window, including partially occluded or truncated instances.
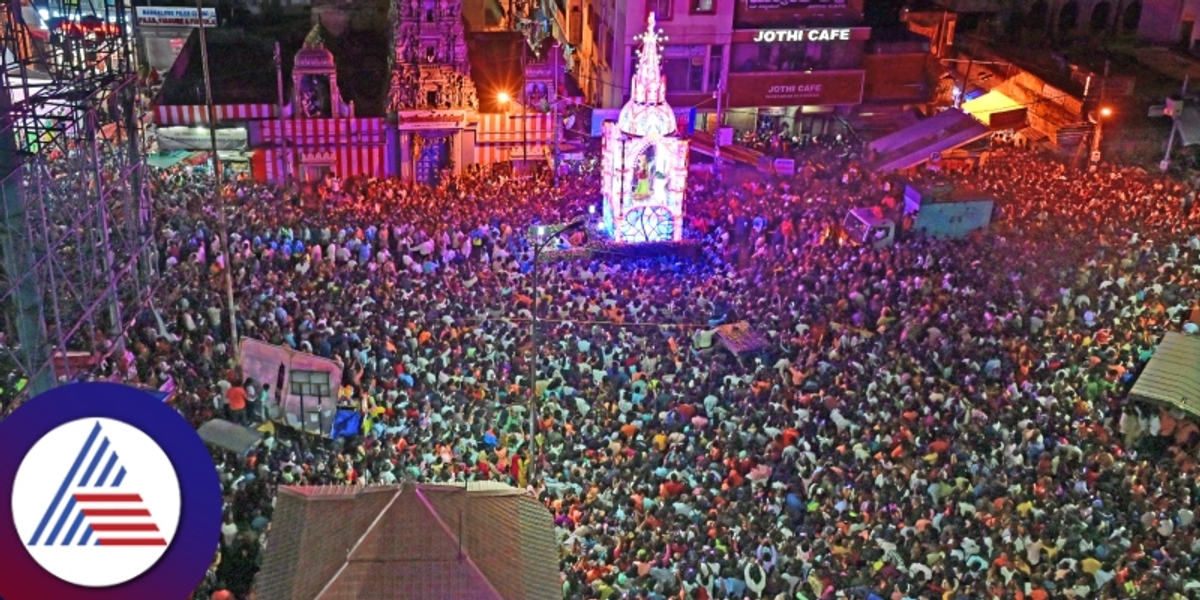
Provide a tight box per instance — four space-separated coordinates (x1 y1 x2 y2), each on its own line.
647 0 673 20
590 7 599 44
708 44 723 91
662 45 706 92
570 7 582 44
604 29 614 66
691 0 715 14
728 41 859 73
289 370 332 398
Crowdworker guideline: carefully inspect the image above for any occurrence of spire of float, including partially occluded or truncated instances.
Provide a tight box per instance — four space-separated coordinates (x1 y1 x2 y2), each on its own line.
630 13 667 105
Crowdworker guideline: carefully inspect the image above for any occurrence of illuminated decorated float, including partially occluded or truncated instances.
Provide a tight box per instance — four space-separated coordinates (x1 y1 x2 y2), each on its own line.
600 14 689 244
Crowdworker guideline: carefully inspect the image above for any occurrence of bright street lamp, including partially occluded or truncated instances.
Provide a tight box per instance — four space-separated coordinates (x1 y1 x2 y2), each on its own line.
1091 107 1113 169
498 91 511 104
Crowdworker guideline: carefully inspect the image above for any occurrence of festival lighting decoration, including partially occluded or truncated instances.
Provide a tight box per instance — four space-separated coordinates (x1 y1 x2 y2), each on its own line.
600 13 689 243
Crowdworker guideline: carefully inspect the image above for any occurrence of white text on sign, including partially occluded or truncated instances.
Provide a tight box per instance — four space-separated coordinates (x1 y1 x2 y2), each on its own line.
752 28 852 43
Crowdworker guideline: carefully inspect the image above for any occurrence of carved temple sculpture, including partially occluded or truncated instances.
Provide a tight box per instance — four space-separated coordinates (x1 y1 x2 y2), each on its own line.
288 24 354 119
600 13 688 244
388 0 478 113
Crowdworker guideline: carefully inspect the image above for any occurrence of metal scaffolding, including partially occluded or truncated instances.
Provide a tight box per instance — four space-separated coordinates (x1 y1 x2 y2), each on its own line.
0 0 154 395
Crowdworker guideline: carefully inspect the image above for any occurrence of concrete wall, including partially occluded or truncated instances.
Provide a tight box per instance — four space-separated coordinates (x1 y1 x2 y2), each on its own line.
576 0 734 109
1012 0 1145 37
311 0 389 35
863 53 931 103
1137 0 1198 46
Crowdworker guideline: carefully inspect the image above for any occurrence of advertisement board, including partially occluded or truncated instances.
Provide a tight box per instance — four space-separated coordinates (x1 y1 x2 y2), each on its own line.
746 0 847 9
731 27 871 43
590 107 696 137
726 71 865 107
135 7 217 28
156 127 248 151
736 0 861 26
396 110 466 131
239 339 343 438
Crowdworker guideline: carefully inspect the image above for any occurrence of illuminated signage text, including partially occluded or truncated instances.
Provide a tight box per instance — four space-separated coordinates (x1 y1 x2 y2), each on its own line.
752 28 852 42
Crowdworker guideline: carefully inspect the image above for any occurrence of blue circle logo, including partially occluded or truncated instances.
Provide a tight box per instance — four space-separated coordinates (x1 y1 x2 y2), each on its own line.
0 383 222 600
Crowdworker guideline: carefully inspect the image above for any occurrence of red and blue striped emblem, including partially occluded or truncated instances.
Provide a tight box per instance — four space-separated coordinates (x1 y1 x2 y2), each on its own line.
26 422 166 547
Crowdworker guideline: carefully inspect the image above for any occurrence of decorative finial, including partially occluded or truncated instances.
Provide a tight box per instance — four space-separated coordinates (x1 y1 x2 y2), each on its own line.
304 22 325 49
648 12 656 30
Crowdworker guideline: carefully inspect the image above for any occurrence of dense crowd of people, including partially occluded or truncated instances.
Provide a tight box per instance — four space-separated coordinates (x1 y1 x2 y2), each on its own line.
5 137 1200 600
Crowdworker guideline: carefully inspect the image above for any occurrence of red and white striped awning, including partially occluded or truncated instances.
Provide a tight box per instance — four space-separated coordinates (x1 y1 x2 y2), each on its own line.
255 118 386 146
475 112 554 143
154 104 275 126
475 144 553 165
255 145 385 182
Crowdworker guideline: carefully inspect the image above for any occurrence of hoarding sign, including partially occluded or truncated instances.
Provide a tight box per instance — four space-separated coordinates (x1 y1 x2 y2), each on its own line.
526 64 556 81
746 0 847 9
135 7 216 28
396 110 466 131
590 107 696 137
157 127 248 151
988 107 1027 130
726 71 865 107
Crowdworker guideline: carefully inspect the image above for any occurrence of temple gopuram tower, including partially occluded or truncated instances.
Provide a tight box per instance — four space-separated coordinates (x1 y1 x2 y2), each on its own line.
388 0 480 184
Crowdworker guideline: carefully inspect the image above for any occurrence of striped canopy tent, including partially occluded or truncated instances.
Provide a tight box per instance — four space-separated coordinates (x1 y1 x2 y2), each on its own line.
250 118 387 181
475 112 555 164
153 103 275 126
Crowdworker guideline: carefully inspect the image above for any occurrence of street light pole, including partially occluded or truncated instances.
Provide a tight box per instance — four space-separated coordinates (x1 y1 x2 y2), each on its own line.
529 234 540 449
527 219 585 482
1090 109 1108 169
197 0 240 368
1090 60 1110 171
552 46 560 185
521 42 529 170
713 82 723 181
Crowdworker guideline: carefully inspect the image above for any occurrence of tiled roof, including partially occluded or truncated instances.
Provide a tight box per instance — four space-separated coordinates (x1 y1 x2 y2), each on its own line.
255 483 558 600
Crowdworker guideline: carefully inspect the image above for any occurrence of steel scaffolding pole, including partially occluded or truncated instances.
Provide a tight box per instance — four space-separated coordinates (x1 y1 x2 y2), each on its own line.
196 0 240 368
0 0 155 394
0 101 53 394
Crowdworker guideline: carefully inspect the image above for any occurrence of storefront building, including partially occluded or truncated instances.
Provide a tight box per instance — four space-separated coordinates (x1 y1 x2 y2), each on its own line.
722 0 869 138
572 0 735 116
152 27 281 175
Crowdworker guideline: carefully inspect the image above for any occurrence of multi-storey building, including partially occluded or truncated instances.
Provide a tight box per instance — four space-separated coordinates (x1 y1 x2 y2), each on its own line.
569 0 927 140
723 0 872 137
573 0 734 123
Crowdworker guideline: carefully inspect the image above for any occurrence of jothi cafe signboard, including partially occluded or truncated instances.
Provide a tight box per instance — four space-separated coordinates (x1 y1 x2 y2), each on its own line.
726 70 865 107
732 27 871 43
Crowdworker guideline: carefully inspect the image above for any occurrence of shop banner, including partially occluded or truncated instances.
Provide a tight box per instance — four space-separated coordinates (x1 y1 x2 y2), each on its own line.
135 7 216 27
590 107 696 137
746 0 848 9
726 71 865 108
156 127 247 151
